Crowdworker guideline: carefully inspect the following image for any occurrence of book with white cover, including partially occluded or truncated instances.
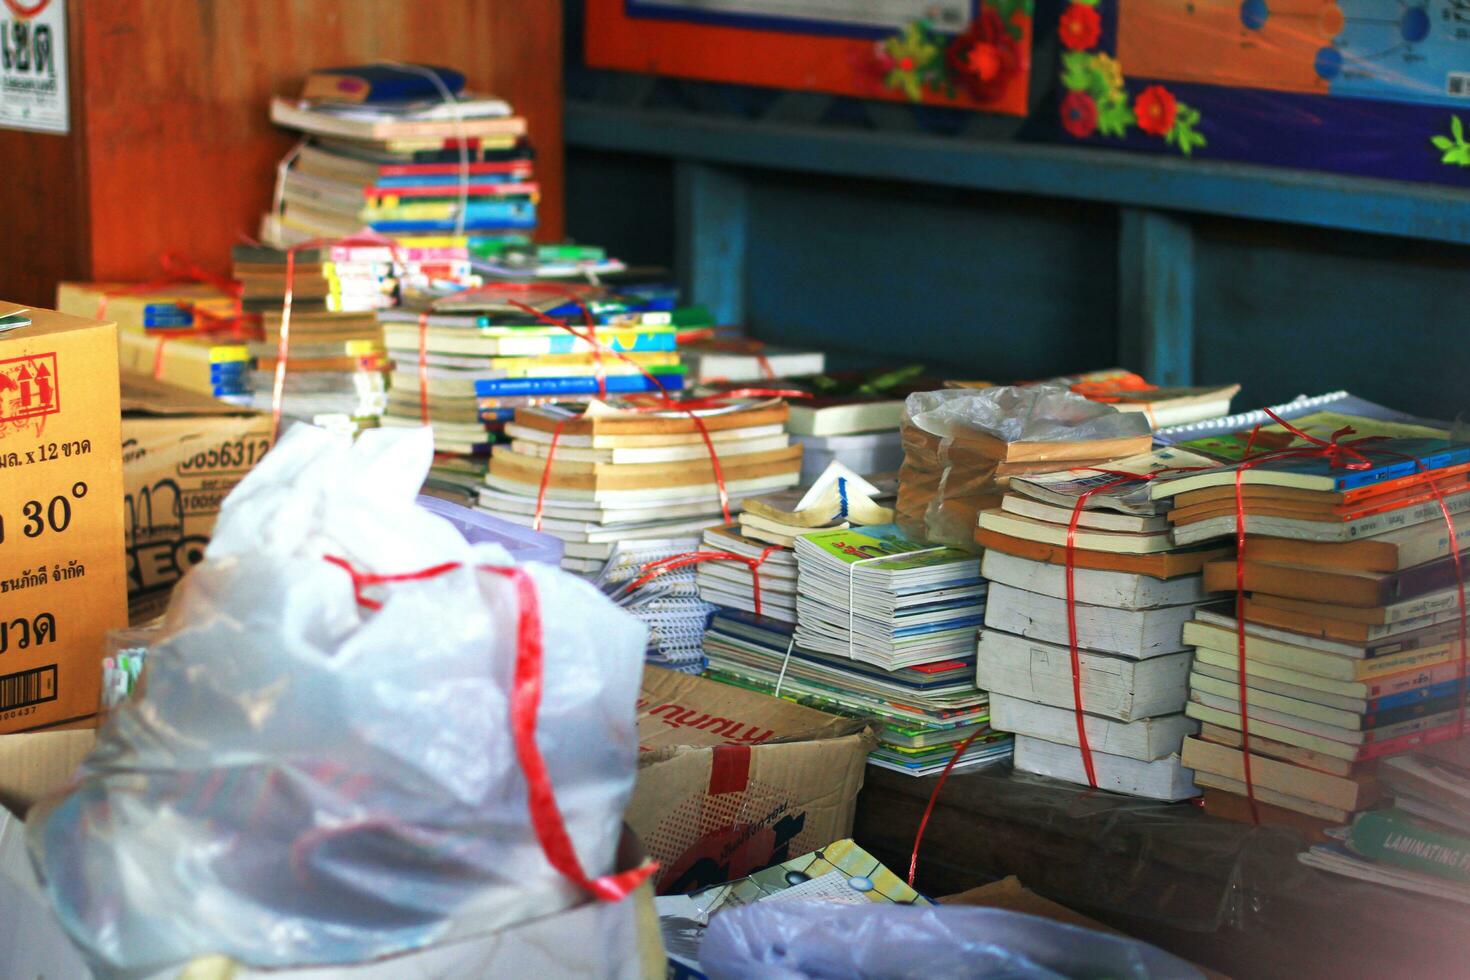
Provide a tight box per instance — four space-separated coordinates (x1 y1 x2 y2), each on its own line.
977 509 1176 554
1012 735 1199 801
976 630 1191 721
980 550 1205 610
984 582 1199 659
1000 493 1168 533
988 693 1196 761
1007 447 1218 516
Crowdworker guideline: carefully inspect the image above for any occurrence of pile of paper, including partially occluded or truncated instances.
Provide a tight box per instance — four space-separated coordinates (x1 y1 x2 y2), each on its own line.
976 448 1223 801
1158 409 1470 822
477 398 803 574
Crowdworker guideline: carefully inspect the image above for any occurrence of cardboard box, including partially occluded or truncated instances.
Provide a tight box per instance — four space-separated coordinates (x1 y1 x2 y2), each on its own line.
119 374 273 623
629 668 876 895
0 301 128 733
0 724 96 815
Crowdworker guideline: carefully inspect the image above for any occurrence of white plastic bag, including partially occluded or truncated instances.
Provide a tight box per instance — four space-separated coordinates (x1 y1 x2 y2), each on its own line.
700 903 1203 980
28 425 648 975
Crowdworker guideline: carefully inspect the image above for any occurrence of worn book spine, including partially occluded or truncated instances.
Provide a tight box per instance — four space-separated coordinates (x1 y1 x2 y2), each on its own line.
1350 809 1470 884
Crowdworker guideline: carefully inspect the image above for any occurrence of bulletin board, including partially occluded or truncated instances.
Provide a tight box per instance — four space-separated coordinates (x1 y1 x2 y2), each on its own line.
585 0 1035 116
1052 0 1470 186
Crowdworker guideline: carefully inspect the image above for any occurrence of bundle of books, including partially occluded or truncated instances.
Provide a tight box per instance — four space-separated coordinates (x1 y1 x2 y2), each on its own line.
708 523 1011 775
975 447 1222 800
697 465 998 774
476 398 803 574
596 537 716 673
117 332 252 402
232 244 392 431
679 327 826 385
1301 743 1470 903
898 386 1155 551
263 64 534 258
1157 429 1470 823
752 368 928 484
944 372 1240 430
379 283 690 498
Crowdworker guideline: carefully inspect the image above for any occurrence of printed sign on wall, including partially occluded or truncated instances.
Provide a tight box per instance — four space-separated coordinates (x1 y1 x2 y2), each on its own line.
0 0 68 134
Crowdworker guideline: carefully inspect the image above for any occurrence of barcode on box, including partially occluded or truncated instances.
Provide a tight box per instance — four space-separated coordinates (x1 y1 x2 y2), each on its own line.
0 665 58 711
1448 73 1470 97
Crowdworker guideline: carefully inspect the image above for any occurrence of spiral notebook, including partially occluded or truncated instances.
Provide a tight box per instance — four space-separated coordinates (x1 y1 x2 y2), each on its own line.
1155 391 1454 461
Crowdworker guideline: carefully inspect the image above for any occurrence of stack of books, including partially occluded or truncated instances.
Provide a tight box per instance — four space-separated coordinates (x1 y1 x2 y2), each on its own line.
263 64 534 258
946 372 1240 430
707 523 1012 775
783 370 929 484
233 244 392 431
596 537 716 673
476 398 803 574
117 332 252 402
379 282 689 497
679 327 825 384
1156 432 1470 822
975 448 1224 800
898 386 1155 551
1301 743 1470 904
694 463 896 621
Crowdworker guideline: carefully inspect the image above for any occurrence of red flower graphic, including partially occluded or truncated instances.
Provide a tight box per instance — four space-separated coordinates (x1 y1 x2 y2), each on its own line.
1134 84 1178 136
1060 91 1099 138
946 9 1022 102
1059 4 1101 51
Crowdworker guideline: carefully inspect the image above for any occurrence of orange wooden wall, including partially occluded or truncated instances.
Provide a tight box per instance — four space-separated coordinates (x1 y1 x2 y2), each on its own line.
0 0 563 306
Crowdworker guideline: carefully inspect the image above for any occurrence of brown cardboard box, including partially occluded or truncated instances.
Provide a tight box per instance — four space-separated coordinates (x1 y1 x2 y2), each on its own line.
0 301 128 733
0 724 96 815
119 374 273 623
628 667 876 895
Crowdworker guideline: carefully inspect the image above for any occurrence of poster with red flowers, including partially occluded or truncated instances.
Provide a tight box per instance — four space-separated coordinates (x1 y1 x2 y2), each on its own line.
1051 0 1470 188
585 0 1033 117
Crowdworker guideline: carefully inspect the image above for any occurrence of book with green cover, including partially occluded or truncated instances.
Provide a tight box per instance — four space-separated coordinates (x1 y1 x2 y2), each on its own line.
1349 808 1470 883
797 523 976 574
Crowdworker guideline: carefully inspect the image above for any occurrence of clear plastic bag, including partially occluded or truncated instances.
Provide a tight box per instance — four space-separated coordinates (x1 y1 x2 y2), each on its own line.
27 425 648 975
699 903 1203 980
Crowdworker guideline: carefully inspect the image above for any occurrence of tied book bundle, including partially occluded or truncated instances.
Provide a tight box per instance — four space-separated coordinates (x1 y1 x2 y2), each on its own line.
695 465 1005 774
233 243 396 434
677 325 826 386
596 538 719 673
378 280 691 494
778 366 930 484
476 396 804 575
715 522 1010 777
264 63 536 252
898 385 1155 552
975 446 1223 801
1153 410 1470 826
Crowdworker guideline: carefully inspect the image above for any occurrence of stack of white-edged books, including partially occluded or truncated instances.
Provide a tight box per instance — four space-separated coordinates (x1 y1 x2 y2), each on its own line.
794 524 986 670
976 448 1222 800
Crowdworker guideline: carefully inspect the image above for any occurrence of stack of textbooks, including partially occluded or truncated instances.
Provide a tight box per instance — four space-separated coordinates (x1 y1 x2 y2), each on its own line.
1156 429 1470 822
898 386 1155 551
233 244 392 431
694 463 896 622
783 370 927 484
596 537 717 673
1301 744 1470 903
117 332 252 402
263 64 535 255
707 523 1011 776
476 398 803 574
379 282 688 496
975 448 1224 800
